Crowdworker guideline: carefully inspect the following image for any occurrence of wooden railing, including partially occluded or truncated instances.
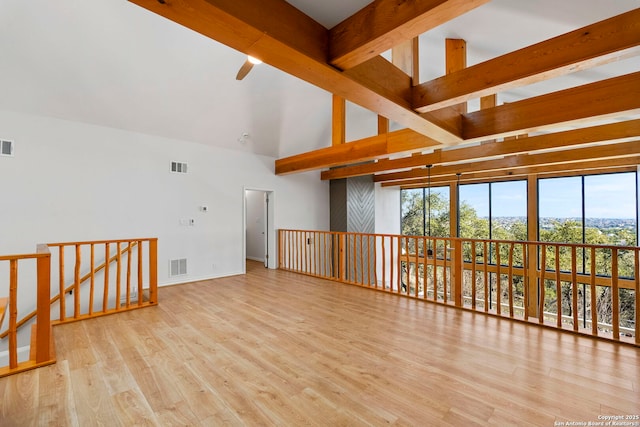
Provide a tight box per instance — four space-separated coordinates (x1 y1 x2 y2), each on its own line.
0 245 52 376
0 237 158 378
279 230 640 346
46 238 158 324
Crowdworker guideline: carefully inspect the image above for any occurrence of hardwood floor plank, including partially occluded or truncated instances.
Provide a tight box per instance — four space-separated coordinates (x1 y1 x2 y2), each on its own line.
0 260 638 425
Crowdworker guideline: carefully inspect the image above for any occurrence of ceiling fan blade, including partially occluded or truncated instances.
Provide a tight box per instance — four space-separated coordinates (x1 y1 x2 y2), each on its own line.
235 60 254 80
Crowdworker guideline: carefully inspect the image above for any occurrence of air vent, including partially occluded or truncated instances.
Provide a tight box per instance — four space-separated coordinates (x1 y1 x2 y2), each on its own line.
1 139 14 157
170 161 188 173
169 258 187 277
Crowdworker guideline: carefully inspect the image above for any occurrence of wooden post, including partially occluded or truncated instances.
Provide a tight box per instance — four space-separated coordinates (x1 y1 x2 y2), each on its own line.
452 238 463 307
35 244 51 363
332 95 346 146
148 238 158 305
527 175 539 317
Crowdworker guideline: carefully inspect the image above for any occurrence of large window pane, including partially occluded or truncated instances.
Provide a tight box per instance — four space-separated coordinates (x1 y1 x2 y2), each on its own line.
401 187 450 237
491 181 528 241
427 186 450 237
584 172 637 246
459 183 489 239
401 189 424 236
538 177 583 244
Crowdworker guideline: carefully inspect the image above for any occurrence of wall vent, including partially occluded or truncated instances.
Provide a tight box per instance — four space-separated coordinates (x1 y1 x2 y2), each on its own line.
1 139 14 156
170 161 188 173
169 258 187 277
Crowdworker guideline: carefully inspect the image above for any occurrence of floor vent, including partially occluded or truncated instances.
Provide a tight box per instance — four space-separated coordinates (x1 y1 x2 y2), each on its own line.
170 161 188 173
1 139 14 156
170 258 187 277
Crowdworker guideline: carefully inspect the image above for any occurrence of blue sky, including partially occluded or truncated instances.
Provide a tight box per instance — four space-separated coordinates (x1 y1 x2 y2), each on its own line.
457 172 637 219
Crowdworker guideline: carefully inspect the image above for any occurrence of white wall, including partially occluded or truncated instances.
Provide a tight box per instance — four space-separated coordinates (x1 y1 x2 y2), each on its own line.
0 110 329 285
375 184 400 235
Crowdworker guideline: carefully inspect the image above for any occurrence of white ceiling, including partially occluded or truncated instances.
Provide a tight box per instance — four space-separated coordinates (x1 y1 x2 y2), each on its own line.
0 0 638 159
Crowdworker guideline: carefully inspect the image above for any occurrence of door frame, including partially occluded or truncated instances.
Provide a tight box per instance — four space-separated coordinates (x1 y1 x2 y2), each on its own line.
242 187 276 273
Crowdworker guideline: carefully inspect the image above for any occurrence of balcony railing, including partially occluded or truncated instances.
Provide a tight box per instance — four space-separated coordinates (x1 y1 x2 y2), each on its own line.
279 230 639 346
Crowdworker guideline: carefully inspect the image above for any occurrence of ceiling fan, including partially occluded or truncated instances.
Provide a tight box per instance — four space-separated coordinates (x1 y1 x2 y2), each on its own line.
236 55 262 80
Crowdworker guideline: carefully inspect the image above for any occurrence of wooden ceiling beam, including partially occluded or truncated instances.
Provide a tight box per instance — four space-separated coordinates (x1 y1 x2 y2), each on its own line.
329 0 489 70
128 0 461 144
321 119 640 180
374 140 640 182
390 157 640 188
332 95 346 146
462 72 640 140
275 129 440 175
413 9 640 113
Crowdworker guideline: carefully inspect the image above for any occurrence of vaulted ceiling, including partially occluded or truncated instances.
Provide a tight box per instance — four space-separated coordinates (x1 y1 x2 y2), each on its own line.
2 1 638 185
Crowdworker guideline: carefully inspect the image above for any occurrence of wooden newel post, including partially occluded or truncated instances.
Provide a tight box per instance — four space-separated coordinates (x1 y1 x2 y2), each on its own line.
35 244 52 363
148 238 158 305
452 238 463 307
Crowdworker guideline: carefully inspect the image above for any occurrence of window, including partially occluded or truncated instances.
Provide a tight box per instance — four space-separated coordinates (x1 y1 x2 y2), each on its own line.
459 181 527 240
539 172 638 247
400 186 450 237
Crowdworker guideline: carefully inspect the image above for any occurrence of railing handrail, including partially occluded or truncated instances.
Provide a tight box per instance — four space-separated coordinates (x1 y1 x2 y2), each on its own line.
47 237 157 247
0 252 49 262
279 229 640 251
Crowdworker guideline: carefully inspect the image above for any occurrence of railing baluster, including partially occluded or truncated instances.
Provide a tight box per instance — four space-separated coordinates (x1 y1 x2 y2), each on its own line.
555 245 562 328
423 236 428 299
539 244 547 324
9 260 18 369
522 242 529 320
508 242 514 318
635 248 639 345
471 241 477 309
611 247 620 340
381 236 386 290
116 242 122 310
413 237 419 296
103 243 110 312
443 239 448 303
590 246 598 336
89 244 95 316
59 247 66 321
483 241 488 312
74 245 81 319
436 238 438 301
496 242 501 315
126 242 132 308
396 237 403 293
137 240 143 307
372 235 377 288
571 246 578 331
389 236 394 292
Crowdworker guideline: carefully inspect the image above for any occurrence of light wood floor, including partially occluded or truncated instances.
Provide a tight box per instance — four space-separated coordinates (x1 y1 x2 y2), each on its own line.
1 261 638 426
